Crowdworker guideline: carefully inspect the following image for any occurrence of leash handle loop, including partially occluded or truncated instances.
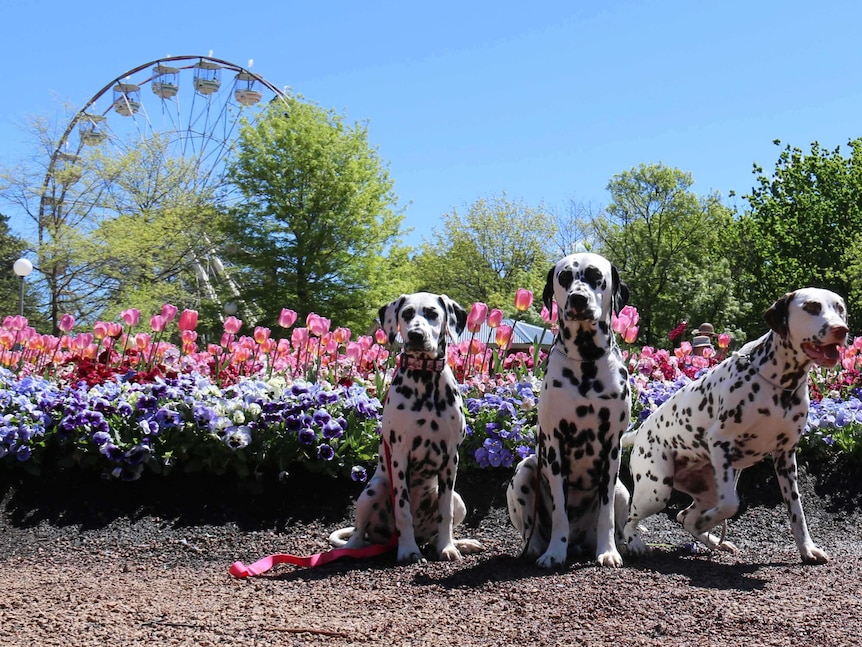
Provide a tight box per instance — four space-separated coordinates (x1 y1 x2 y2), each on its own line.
229 439 397 578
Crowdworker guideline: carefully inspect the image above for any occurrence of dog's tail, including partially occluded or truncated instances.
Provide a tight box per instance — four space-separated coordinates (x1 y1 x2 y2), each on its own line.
328 527 360 548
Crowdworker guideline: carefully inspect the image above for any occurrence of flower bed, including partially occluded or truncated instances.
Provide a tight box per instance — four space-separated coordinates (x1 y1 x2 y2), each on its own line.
1 302 860 482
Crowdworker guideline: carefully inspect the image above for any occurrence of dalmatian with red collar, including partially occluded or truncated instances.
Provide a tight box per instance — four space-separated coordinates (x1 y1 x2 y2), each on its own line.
330 292 482 563
622 288 849 563
507 253 632 568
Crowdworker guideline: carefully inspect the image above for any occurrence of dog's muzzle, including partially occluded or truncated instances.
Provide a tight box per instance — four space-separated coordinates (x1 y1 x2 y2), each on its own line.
564 291 598 321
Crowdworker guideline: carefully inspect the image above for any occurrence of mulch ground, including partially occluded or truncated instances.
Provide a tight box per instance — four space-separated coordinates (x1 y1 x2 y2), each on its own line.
0 456 860 646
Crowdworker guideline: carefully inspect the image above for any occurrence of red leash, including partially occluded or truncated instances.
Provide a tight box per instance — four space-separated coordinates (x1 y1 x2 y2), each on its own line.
229 439 397 578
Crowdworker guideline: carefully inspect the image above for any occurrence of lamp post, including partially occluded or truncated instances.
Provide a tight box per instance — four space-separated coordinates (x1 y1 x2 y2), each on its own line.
224 301 238 317
12 258 33 317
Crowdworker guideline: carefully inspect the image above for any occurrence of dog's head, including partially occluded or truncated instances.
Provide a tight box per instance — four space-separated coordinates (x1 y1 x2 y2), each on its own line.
378 292 467 357
543 252 629 330
764 287 849 368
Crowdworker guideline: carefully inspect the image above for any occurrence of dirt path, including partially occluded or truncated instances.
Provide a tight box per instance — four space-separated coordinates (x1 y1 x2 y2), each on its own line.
0 462 860 646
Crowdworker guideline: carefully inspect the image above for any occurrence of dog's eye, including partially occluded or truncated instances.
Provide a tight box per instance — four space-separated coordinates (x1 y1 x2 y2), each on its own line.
558 269 574 289
583 266 602 288
423 308 439 321
401 307 415 322
802 301 822 316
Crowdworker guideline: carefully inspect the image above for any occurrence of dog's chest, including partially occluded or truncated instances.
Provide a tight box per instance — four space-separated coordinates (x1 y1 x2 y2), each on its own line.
383 368 465 452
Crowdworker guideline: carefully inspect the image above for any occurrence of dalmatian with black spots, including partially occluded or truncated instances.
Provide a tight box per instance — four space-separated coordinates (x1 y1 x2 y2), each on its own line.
507 252 632 568
329 292 482 563
622 288 849 563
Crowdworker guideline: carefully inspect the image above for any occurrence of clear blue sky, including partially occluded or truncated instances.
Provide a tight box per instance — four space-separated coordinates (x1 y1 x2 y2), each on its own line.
1 0 860 247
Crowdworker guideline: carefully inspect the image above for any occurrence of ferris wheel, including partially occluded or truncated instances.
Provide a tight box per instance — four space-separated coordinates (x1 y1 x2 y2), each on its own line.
38 54 286 322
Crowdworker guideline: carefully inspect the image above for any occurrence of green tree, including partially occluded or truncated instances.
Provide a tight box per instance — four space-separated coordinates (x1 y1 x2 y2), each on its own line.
412 194 554 319
593 163 744 346
739 139 862 334
0 213 45 325
224 99 408 332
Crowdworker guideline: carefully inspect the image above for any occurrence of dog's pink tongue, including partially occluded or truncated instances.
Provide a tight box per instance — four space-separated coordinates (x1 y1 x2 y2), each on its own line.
811 343 841 367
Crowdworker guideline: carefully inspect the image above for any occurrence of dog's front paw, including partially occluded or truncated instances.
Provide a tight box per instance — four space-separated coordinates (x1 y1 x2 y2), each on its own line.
597 549 623 568
397 544 426 563
801 545 830 565
536 547 567 569
437 543 463 562
455 538 483 555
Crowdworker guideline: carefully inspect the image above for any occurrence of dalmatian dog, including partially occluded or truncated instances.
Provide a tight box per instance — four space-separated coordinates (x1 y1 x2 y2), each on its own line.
622 288 849 564
329 292 482 563
507 253 632 568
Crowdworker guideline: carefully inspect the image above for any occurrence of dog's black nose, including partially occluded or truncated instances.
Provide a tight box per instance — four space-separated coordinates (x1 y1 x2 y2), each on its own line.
407 330 425 344
568 293 588 313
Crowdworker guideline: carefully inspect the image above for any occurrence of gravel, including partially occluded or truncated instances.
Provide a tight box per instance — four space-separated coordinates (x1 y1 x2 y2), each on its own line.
0 455 860 647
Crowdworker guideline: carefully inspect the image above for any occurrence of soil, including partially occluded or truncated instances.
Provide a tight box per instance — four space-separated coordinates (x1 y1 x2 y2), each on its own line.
0 455 861 647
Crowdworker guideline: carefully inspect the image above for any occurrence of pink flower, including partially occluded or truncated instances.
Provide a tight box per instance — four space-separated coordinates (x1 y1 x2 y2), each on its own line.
467 302 488 333
495 324 514 347
374 328 388 345
150 315 166 332
105 322 123 337
540 302 558 324
93 321 109 339
59 313 75 333
717 333 732 349
622 326 639 344
333 327 351 344
161 304 178 323
178 309 198 332
279 308 298 328
223 316 242 335
513 288 533 313
307 313 331 337
487 308 504 328
121 308 141 327
253 326 271 344
292 327 309 346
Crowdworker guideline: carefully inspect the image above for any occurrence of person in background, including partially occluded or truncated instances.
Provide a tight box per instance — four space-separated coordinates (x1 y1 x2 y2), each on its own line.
690 322 716 357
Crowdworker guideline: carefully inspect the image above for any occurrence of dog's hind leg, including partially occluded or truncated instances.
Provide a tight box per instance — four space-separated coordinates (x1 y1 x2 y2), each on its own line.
623 441 674 556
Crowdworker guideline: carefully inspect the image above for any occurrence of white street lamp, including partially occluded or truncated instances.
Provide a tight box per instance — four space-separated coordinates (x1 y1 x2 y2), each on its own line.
12 258 33 317
224 301 238 316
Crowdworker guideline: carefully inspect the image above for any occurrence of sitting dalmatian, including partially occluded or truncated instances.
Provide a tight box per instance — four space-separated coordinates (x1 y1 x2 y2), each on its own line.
622 288 849 563
330 292 482 563
507 252 632 568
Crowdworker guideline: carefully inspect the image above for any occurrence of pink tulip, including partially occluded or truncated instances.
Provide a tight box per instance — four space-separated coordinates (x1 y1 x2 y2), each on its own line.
487 308 504 328
253 326 271 344
150 315 166 332
292 327 309 346
333 327 351 344
513 289 533 312
106 322 123 337
59 313 75 333
496 324 514 347
279 308 298 328
5 315 27 331
93 321 109 339
540 301 558 324
467 302 488 334
121 308 141 327
161 303 178 323
717 333 732 349
223 316 242 335
618 305 640 327
374 328 388 345
345 341 363 363
623 326 639 344
178 309 199 332
306 313 331 337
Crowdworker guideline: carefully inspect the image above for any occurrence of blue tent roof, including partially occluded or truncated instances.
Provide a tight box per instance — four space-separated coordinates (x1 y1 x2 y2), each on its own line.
455 318 554 347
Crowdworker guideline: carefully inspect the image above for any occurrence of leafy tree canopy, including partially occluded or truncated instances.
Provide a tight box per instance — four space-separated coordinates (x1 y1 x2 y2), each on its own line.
223 98 408 333
739 138 862 333
593 163 744 346
412 193 554 321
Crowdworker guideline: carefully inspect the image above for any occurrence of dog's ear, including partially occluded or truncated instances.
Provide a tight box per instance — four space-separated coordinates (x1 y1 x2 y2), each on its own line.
439 294 467 337
378 295 405 345
764 291 794 338
611 265 629 314
542 264 556 312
